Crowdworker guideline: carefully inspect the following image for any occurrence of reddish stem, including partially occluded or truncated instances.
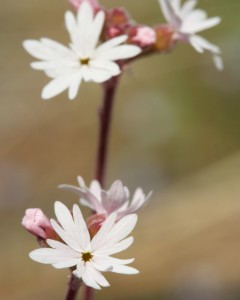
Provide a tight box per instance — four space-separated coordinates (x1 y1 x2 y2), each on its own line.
95 75 121 186
65 274 81 300
83 285 95 300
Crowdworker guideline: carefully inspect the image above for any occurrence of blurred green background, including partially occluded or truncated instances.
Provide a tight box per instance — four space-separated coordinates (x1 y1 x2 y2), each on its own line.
1 0 240 299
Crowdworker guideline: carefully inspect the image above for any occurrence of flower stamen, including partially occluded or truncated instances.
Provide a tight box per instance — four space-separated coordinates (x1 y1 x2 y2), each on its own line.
80 58 90 65
81 252 93 262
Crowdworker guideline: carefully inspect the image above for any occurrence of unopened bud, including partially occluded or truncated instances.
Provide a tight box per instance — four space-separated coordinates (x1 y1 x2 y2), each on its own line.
128 25 156 48
22 208 54 239
104 8 131 39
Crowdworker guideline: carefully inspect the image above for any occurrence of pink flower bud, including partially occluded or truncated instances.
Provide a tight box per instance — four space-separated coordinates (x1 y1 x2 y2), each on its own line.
128 26 156 48
22 208 53 239
69 0 100 12
104 8 131 39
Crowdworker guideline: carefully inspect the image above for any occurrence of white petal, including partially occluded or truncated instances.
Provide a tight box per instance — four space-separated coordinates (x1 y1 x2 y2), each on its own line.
120 190 151 216
91 213 117 251
95 45 141 61
182 15 221 34
77 176 86 188
68 71 83 100
111 264 139 275
181 0 198 17
54 201 75 234
52 259 80 269
58 184 105 213
74 2 95 56
97 236 134 256
50 219 82 252
88 263 110 287
131 188 145 208
47 239 80 257
82 263 101 290
29 248 78 268
72 203 91 249
81 65 92 81
86 11 105 54
41 76 72 100
73 260 85 278
102 181 127 214
89 60 120 76
80 198 95 210
52 202 90 250
159 0 181 28
189 35 220 54
81 189 105 213
107 214 138 244
77 2 94 30
58 184 83 195
83 66 113 83
23 38 76 61
95 35 128 53
93 255 134 271
213 55 224 71
51 201 90 252
65 11 78 44
89 180 102 201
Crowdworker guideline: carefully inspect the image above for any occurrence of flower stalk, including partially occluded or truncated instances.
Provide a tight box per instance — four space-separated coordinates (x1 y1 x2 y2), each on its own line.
65 275 82 300
95 75 121 186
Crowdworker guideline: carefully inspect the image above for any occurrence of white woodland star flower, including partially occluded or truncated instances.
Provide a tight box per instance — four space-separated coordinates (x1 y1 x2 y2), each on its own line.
59 177 152 220
29 201 138 290
159 0 223 70
23 2 141 100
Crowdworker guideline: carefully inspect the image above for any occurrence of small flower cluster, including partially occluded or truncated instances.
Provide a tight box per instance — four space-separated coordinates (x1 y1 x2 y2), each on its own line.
22 178 151 290
23 0 223 100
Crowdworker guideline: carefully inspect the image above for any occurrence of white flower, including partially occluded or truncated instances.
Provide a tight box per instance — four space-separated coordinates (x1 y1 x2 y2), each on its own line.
59 177 152 220
29 201 138 290
23 2 141 100
159 0 223 70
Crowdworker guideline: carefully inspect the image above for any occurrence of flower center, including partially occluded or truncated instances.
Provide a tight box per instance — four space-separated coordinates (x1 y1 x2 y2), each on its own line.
81 252 93 262
80 58 90 65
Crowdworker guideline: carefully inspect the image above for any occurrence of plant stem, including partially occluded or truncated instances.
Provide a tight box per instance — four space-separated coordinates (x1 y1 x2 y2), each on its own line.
83 75 121 300
65 274 81 300
83 285 95 300
95 75 121 187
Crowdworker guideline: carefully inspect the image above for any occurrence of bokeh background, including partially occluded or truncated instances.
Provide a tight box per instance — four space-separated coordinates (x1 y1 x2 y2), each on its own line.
1 0 240 299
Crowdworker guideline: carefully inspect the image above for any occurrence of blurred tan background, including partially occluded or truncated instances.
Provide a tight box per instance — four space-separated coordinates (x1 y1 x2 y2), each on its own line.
1 0 240 299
